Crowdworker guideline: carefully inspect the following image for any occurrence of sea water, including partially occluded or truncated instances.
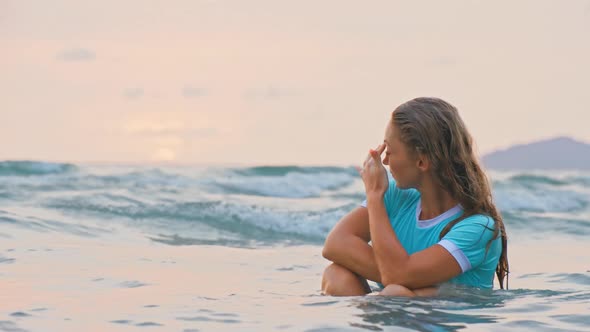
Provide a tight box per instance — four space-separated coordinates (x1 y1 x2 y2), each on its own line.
0 161 588 331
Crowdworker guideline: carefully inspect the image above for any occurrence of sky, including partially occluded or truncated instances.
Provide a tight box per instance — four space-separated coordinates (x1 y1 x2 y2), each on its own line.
1 0 589 165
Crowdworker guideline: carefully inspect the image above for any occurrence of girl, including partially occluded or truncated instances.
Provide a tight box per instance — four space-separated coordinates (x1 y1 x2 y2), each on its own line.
321 97 509 297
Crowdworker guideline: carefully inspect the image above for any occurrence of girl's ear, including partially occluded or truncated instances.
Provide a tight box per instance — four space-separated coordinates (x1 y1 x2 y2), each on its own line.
416 153 430 172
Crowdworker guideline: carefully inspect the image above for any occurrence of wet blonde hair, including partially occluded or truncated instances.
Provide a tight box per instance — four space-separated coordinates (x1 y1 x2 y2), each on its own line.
392 97 509 289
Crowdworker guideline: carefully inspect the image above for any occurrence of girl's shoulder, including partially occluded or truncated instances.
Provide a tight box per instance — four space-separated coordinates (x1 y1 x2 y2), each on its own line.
462 214 495 228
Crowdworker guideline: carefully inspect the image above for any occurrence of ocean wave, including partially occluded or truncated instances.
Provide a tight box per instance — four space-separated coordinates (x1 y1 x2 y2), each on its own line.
563 175 590 187
0 161 77 177
66 168 197 191
231 166 357 177
494 187 588 213
207 168 358 198
209 173 354 198
0 168 197 196
0 209 108 237
507 174 569 187
43 195 356 245
502 211 590 236
40 190 590 243
3 164 589 244
488 171 590 216
492 171 590 189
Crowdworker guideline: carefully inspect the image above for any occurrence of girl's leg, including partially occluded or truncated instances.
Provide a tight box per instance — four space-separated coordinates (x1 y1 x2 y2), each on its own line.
321 263 372 296
379 284 439 297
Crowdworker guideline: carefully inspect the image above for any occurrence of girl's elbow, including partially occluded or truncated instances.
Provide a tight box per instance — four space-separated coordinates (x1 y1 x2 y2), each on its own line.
321 244 333 260
322 234 339 260
322 231 350 261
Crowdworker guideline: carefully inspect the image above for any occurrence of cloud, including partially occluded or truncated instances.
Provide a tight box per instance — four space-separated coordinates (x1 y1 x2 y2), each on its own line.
182 86 207 98
56 48 96 62
244 85 293 100
124 121 217 138
123 88 145 100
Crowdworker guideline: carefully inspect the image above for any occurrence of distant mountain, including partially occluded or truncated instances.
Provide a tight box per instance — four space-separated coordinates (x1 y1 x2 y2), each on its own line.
482 137 590 170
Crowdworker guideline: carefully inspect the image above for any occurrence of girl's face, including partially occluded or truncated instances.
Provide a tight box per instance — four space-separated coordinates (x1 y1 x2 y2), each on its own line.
382 122 422 189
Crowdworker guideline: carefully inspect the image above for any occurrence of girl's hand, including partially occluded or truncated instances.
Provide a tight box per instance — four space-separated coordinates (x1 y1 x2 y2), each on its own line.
356 143 388 199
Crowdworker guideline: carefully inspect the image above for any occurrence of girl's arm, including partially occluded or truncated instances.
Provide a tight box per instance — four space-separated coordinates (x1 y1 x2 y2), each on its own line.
322 207 382 283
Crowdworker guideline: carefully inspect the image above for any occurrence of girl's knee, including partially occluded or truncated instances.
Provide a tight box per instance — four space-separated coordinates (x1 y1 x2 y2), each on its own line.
321 263 369 296
378 284 416 297
322 264 357 288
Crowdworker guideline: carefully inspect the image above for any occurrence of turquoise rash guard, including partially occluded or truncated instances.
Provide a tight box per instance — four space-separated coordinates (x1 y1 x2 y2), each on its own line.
361 178 502 289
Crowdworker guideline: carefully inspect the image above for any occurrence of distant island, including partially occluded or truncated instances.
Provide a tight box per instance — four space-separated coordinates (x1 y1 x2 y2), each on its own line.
482 136 590 170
